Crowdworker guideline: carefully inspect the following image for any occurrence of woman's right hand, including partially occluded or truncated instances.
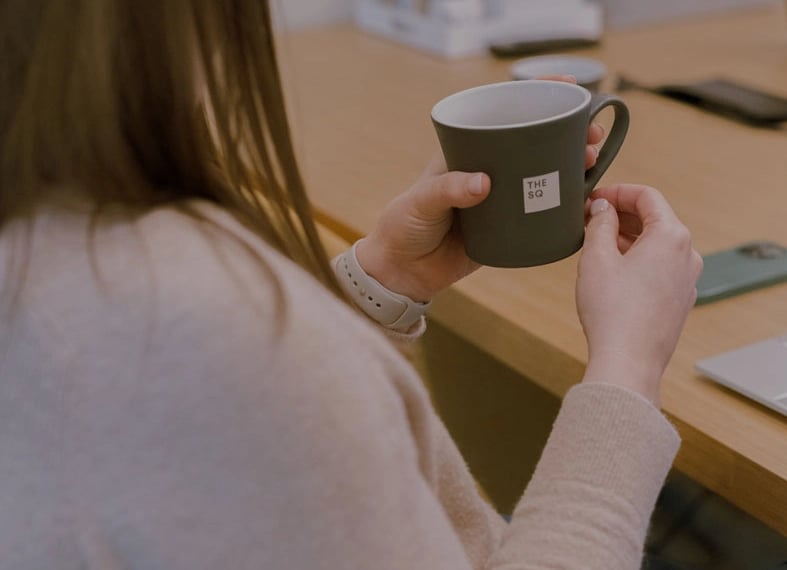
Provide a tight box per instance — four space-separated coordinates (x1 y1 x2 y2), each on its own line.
576 184 703 406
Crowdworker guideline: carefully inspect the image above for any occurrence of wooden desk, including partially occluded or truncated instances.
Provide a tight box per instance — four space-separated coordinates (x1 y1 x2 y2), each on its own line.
282 5 787 535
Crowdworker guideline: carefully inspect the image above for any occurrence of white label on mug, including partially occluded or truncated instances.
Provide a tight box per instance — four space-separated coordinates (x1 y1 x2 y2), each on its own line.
523 171 560 214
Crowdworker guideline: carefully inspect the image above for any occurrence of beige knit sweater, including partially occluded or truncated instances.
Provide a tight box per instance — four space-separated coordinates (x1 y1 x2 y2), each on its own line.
0 202 680 569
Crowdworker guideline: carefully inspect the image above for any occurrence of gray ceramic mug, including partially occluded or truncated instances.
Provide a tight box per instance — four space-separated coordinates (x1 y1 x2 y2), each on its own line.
431 80 629 268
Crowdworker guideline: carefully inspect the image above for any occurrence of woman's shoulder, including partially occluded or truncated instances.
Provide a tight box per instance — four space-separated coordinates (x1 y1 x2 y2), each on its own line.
18 201 362 361
135 200 298 288
18 200 423 406
131 201 354 346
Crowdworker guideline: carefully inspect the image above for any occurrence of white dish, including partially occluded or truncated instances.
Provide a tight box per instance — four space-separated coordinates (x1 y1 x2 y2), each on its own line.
510 55 607 92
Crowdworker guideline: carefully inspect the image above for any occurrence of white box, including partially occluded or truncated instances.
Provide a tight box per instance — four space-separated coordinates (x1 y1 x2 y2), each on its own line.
354 0 604 59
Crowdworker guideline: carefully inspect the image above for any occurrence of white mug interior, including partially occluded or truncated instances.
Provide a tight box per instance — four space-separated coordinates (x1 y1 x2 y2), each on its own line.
431 80 591 130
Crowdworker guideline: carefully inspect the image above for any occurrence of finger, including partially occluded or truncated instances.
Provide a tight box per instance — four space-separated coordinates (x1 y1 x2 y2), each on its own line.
618 234 636 253
536 74 577 84
588 123 604 145
618 212 643 236
412 171 491 219
585 145 600 169
584 200 642 237
422 152 448 177
583 198 621 258
692 250 704 282
590 184 680 227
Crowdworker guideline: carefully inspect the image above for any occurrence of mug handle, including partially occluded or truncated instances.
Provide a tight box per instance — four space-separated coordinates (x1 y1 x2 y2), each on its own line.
584 94 630 197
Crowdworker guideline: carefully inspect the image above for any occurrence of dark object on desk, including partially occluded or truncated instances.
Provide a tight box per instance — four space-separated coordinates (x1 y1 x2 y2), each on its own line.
616 75 787 127
696 241 787 305
489 37 599 58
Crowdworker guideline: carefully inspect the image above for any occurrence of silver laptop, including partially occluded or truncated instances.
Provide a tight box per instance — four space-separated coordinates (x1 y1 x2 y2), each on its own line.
696 334 787 417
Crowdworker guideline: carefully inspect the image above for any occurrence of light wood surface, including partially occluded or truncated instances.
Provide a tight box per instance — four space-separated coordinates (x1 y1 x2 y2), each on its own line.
282 5 787 535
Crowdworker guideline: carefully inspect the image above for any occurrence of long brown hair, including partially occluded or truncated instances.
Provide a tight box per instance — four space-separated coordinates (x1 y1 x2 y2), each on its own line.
0 0 341 295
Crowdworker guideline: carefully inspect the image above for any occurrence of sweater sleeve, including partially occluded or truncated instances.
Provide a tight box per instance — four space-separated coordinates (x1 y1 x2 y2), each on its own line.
486 382 681 570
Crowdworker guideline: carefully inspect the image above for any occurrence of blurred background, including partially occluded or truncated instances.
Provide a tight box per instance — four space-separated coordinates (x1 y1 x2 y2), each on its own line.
273 0 779 30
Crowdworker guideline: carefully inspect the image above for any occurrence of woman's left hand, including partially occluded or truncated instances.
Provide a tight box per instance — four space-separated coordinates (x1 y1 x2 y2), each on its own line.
356 74 605 302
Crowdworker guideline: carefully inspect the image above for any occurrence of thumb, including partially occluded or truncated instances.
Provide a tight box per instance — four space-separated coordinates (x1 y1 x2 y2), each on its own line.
412 172 490 220
584 198 620 256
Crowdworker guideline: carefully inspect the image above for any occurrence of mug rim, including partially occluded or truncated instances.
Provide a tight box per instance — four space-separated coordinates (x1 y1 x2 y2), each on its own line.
431 80 591 131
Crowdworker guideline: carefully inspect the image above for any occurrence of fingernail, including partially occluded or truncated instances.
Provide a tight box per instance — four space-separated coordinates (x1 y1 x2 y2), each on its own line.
590 198 609 216
468 173 484 195
593 145 600 159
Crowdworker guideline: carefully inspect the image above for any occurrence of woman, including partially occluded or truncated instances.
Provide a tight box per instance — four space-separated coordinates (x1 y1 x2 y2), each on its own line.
0 1 702 568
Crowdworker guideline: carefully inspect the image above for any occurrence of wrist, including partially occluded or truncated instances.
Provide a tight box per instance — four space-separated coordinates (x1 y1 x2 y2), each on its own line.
355 237 432 303
332 241 431 332
583 350 664 407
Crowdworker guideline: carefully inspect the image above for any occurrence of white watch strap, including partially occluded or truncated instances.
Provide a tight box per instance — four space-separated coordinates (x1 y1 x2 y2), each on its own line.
332 242 431 332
